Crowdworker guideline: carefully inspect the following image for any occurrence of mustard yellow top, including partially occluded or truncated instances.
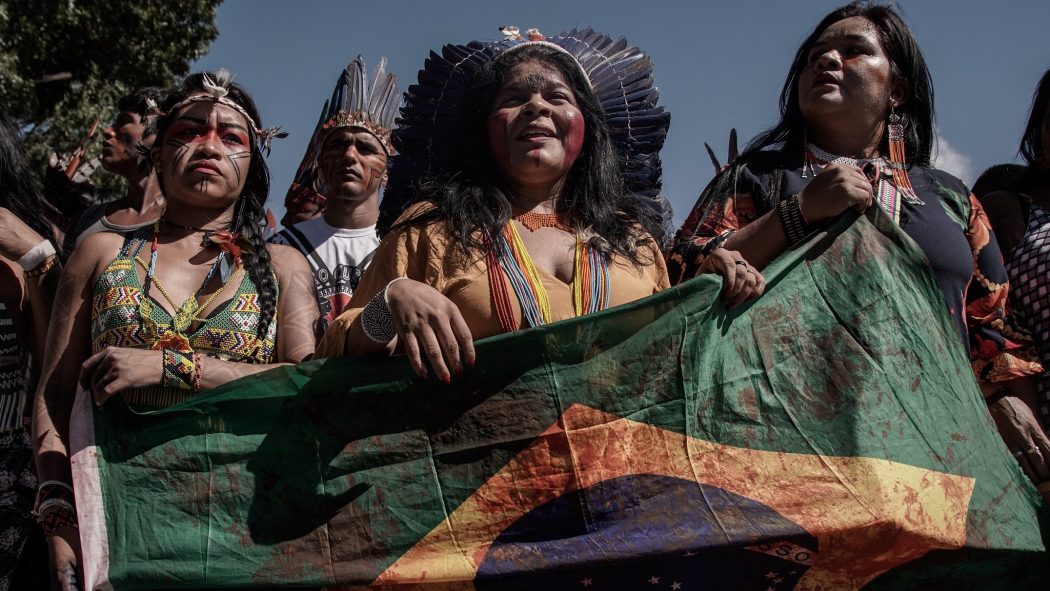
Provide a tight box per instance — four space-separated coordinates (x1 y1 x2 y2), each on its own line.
316 203 670 357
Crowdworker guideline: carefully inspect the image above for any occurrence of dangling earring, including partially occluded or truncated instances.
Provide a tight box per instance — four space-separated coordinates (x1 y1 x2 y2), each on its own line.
802 129 817 179
887 105 923 204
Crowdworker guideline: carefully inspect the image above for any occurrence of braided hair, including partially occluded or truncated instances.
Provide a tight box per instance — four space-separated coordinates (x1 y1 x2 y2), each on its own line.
153 73 277 348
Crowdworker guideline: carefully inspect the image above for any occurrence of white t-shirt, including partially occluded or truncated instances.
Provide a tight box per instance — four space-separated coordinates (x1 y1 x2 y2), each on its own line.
271 217 380 327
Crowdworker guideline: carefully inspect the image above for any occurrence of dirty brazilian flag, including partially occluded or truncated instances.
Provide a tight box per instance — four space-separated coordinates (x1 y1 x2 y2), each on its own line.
70 210 1048 590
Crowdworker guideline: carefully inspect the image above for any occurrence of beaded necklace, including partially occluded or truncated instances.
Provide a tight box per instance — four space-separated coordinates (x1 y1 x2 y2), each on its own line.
805 143 924 226
488 220 610 331
135 221 242 352
513 211 573 233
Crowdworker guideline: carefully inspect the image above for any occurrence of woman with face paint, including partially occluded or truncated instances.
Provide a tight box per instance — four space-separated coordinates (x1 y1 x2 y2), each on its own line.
668 2 1049 500
31 71 318 589
316 31 756 381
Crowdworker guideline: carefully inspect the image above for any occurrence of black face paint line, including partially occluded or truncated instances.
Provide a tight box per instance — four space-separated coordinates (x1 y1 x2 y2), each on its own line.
225 151 250 187
170 143 189 180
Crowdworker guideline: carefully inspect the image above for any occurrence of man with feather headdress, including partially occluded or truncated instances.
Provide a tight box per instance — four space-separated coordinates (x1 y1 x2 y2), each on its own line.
272 57 400 329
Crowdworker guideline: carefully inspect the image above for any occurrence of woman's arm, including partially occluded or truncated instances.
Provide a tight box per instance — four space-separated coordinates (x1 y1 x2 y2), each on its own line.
727 162 874 269
0 207 61 365
963 195 1050 498
269 243 319 364
32 231 108 591
316 211 473 382
32 232 104 482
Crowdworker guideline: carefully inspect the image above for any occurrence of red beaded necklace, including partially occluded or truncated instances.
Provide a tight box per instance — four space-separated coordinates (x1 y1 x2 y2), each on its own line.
512 211 573 233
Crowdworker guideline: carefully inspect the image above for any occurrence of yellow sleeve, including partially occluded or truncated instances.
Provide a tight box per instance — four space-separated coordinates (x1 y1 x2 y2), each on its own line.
315 203 440 357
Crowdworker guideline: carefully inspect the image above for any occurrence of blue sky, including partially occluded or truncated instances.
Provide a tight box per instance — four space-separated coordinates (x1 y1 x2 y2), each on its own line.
194 0 1050 225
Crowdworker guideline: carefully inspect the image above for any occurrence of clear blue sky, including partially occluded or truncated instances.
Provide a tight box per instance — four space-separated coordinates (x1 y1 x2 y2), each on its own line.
193 0 1050 225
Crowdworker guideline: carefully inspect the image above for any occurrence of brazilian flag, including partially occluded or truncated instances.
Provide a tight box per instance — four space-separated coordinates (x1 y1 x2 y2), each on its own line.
70 210 1047 590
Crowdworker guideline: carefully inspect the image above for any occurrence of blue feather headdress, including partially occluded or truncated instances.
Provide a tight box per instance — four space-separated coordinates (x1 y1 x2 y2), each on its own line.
381 27 673 241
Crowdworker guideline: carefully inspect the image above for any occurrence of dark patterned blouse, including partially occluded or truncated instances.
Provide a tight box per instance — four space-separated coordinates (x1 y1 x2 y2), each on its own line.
668 151 1042 387
1004 199 1050 427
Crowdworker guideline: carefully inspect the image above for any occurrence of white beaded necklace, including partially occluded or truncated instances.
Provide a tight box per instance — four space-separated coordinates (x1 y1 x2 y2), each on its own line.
807 143 882 167
805 143 917 225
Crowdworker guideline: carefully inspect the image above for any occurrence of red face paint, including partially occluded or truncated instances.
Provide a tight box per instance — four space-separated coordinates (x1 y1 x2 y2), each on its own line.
487 60 586 192
561 109 585 169
318 127 388 199
168 118 251 149
487 110 514 175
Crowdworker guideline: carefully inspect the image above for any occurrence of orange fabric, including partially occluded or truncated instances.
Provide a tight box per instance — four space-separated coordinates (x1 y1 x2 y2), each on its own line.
316 202 669 358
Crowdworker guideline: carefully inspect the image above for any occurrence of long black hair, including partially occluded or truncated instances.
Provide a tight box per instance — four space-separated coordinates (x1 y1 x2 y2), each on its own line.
395 44 660 264
1019 67 1050 175
153 73 277 348
689 1 935 230
748 1 934 164
0 119 59 249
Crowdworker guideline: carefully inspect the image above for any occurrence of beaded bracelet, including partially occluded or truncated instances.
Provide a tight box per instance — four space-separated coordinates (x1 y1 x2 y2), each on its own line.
35 480 78 537
38 480 74 501
24 255 58 278
192 352 202 393
361 277 408 344
162 348 196 391
36 501 78 537
777 193 810 246
17 239 56 271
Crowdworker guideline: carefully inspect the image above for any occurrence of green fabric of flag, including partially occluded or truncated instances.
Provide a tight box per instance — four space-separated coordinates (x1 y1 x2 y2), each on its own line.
70 210 1048 590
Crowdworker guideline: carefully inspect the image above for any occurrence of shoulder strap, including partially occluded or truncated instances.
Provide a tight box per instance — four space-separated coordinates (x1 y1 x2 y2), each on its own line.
120 226 153 257
282 225 331 277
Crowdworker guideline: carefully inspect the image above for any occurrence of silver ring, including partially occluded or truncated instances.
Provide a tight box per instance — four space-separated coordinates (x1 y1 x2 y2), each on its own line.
734 260 747 266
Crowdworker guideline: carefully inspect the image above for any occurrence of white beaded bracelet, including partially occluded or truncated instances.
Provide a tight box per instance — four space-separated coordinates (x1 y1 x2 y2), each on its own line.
361 277 409 344
17 239 57 271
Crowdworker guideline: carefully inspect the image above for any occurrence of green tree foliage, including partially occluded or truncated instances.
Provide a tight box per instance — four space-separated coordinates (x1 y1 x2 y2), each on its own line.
0 0 221 197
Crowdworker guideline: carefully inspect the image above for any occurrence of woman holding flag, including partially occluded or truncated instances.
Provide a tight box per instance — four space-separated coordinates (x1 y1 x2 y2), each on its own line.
316 28 763 377
31 71 318 589
668 1 1050 496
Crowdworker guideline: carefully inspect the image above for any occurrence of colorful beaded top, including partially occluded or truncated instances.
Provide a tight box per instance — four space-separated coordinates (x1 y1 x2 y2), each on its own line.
91 231 277 409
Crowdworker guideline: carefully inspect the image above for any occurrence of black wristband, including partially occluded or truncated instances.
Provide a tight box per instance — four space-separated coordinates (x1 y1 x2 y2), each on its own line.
778 193 810 246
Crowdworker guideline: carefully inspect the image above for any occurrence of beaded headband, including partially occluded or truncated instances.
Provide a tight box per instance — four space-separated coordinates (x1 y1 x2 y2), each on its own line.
162 69 288 155
380 27 673 242
494 27 592 86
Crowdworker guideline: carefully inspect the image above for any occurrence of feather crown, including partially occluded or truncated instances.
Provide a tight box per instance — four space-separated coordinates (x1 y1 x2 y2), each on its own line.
381 27 673 241
286 57 400 201
316 56 401 156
